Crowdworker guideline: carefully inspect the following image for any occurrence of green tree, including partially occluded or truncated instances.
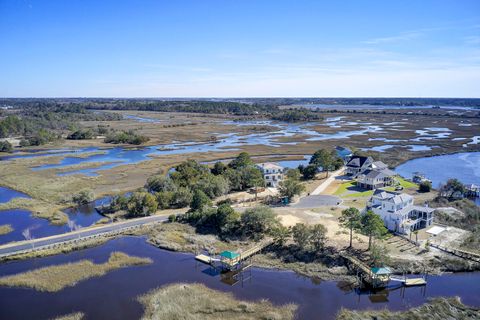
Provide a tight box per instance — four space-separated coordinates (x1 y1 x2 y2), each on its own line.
240 166 264 190
72 189 95 205
309 149 336 177
146 175 176 193
285 168 301 180
292 223 310 249
190 189 211 211
0 140 13 152
214 203 240 234
241 206 280 240
300 164 318 180
271 225 291 246
211 161 227 175
197 175 230 198
278 178 305 201
170 159 209 188
339 207 362 248
419 181 432 192
127 192 158 217
229 152 253 169
155 191 174 209
360 210 388 250
171 187 193 208
310 224 328 251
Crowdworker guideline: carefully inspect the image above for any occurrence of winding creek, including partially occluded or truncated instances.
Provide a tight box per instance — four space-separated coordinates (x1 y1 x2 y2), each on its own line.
0 236 479 320
1 115 480 319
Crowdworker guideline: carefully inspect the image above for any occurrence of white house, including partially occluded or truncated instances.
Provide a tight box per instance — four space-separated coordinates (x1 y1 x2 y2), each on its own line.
255 162 285 188
367 190 435 235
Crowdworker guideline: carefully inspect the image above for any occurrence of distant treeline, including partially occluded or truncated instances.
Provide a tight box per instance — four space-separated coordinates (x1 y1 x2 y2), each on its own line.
86 100 276 115
0 103 122 145
230 97 480 107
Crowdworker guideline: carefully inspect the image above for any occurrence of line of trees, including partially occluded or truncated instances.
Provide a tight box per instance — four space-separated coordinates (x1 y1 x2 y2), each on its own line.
104 152 265 218
104 130 150 145
339 207 387 250
298 148 344 180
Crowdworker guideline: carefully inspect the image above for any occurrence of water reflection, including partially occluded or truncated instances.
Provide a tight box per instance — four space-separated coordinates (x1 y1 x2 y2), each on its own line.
0 237 479 320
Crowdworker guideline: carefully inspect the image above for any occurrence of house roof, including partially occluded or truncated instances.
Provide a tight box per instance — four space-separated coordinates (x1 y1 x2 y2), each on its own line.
411 205 436 213
256 162 284 170
365 170 387 179
371 267 392 275
372 189 412 204
346 156 371 168
372 161 388 170
220 251 240 259
378 168 396 176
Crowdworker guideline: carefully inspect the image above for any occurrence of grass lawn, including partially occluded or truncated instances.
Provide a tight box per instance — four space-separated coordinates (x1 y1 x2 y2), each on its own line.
335 181 399 198
334 181 356 196
396 177 417 189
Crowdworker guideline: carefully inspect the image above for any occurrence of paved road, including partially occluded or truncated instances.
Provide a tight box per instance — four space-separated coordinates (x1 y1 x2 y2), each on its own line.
311 167 345 195
289 195 342 209
0 214 168 257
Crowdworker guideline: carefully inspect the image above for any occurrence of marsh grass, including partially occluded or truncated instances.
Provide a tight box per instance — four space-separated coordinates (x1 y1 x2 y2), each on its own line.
147 222 245 254
336 297 479 320
0 224 13 235
0 236 112 262
0 252 152 292
139 283 297 320
51 312 85 320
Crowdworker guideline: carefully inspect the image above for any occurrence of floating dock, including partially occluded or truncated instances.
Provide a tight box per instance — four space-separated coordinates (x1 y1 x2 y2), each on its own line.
195 254 213 265
390 275 427 286
405 278 427 286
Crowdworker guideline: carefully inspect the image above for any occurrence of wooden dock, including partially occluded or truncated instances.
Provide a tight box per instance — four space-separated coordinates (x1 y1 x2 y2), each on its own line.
340 252 427 287
430 243 480 263
221 239 274 269
194 238 273 269
405 278 427 286
195 254 212 265
390 275 427 286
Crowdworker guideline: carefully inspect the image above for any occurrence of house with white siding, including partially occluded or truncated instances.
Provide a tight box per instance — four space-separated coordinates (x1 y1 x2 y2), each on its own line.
367 190 435 235
255 163 285 188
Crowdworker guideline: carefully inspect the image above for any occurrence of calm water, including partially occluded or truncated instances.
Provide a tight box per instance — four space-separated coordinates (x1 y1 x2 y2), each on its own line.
0 236 479 320
395 152 480 188
300 104 479 111
0 117 468 177
0 186 108 245
0 187 30 203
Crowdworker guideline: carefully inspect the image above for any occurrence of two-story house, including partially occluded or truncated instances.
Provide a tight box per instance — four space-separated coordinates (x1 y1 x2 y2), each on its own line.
356 169 393 190
345 156 373 176
367 190 435 235
255 162 285 188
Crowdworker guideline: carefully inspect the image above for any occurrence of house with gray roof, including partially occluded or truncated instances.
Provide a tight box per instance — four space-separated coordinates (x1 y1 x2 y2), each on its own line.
357 169 394 190
345 156 373 176
367 190 435 234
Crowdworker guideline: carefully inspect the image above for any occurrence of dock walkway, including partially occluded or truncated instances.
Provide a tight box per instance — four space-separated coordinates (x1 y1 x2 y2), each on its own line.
340 251 427 287
430 243 480 263
195 238 273 269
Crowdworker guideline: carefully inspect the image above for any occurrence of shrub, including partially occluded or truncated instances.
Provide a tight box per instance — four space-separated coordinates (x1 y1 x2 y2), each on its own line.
67 129 94 140
0 140 13 152
72 189 95 205
419 181 432 192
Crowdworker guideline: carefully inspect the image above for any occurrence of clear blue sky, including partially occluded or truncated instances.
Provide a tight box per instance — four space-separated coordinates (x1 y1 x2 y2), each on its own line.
1 0 479 97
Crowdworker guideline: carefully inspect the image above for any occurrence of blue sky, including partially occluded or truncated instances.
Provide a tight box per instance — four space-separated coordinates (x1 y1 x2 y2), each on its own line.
1 0 479 97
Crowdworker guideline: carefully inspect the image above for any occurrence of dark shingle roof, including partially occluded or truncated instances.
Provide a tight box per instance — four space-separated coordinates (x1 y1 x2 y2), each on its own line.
346 156 370 168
